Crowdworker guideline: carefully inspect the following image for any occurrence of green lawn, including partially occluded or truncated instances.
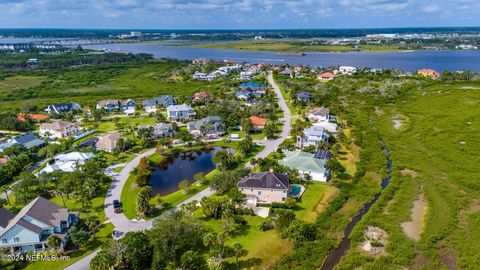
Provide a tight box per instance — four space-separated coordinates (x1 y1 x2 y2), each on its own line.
88 116 157 134
23 223 114 270
49 191 108 222
295 183 340 223
202 215 292 269
0 75 45 92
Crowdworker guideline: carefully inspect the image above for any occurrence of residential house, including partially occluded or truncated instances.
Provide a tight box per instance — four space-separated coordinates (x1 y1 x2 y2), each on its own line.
235 89 253 100
295 92 313 102
314 121 338 136
17 114 49 122
39 120 81 139
279 68 292 76
0 196 77 254
239 82 266 92
318 72 336 80
187 116 225 137
237 171 290 204
152 123 175 138
193 72 208 80
192 92 211 104
143 95 176 112
166 104 196 121
44 102 81 115
307 107 330 123
336 66 357 75
417 69 440 79
249 116 268 130
240 71 252 80
279 151 329 182
96 99 136 114
296 125 329 148
244 99 265 107
38 152 94 175
192 58 210 65
96 133 122 152
0 133 45 152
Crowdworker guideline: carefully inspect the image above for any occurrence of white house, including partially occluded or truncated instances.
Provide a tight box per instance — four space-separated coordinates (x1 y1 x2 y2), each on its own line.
336 66 357 75
39 120 81 139
193 72 208 80
166 104 196 121
279 151 329 182
307 107 330 123
37 152 93 175
240 71 253 80
296 125 329 148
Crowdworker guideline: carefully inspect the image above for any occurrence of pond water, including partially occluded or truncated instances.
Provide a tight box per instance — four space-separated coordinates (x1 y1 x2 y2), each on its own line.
149 147 232 196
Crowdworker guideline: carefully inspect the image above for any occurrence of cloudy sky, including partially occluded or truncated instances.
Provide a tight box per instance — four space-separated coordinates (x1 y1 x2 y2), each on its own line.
0 0 479 29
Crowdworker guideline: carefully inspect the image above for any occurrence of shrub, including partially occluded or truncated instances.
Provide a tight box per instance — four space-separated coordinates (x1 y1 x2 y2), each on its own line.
257 219 274 231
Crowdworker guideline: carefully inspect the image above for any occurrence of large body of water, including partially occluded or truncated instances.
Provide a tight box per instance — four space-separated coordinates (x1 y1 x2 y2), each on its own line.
149 147 231 196
83 43 480 71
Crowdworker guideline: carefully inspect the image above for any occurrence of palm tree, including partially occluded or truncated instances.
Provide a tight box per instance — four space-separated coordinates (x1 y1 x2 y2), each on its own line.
0 186 11 205
90 250 114 270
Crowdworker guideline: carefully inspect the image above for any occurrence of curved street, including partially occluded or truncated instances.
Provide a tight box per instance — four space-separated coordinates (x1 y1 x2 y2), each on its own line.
64 71 291 269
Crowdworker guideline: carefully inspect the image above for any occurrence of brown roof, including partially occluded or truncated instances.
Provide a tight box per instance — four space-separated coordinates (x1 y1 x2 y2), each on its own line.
96 133 122 151
319 72 336 78
238 172 289 190
250 116 268 126
17 113 50 122
308 107 330 117
24 197 69 227
40 120 76 131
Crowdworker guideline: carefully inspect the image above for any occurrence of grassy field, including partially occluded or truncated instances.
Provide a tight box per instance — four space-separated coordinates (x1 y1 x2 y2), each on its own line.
0 75 45 92
184 39 409 52
332 79 480 269
295 183 340 223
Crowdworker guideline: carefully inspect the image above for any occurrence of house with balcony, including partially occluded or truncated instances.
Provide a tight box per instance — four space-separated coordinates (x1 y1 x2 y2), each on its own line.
166 104 196 121
39 120 81 139
307 107 331 123
143 95 176 112
0 196 77 254
187 116 225 137
296 125 329 149
237 171 290 204
96 99 136 114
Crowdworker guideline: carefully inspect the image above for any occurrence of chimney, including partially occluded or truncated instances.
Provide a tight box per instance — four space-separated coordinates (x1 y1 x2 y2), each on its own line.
269 168 274 173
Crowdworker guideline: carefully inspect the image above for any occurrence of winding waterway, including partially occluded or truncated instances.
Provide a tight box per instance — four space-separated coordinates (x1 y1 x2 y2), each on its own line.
321 118 392 270
82 42 480 71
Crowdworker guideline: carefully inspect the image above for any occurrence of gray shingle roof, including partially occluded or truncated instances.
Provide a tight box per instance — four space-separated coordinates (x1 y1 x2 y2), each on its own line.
12 133 45 149
238 172 289 190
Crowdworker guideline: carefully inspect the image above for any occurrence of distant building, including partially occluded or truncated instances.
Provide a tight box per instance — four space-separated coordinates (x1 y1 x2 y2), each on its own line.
0 196 77 254
249 116 268 130
45 102 81 115
166 104 196 121
143 95 176 112
417 69 440 79
192 58 210 65
307 107 330 123
96 133 122 152
238 171 290 204
152 123 175 138
240 71 253 80
39 120 81 139
335 66 357 75
318 72 336 80
96 99 136 114
295 92 313 102
193 72 208 80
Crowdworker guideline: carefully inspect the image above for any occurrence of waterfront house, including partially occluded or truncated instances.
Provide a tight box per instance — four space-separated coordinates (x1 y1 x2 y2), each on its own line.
0 196 77 254
0 133 45 152
417 69 440 79
307 107 330 123
318 72 336 80
187 116 225 137
279 151 329 182
38 152 94 175
39 120 81 139
237 171 290 204
249 116 268 130
296 125 329 148
240 71 252 80
336 66 357 75
143 95 176 112
96 133 122 152
45 102 81 115
166 104 196 121
153 123 175 138
295 92 313 102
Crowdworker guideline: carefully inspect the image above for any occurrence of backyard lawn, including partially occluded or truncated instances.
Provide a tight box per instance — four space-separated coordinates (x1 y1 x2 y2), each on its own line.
295 183 340 223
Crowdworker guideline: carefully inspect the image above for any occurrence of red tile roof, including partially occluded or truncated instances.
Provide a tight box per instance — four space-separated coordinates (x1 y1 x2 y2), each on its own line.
319 72 336 79
250 116 268 126
17 113 50 122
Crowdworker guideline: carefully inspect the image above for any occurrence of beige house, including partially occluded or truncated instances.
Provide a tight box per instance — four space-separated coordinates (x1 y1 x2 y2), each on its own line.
96 133 122 152
39 120 81 139
237 171 290 204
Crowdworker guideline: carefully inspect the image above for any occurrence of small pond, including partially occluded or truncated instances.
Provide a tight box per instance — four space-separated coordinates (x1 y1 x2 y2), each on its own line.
149 147 233 196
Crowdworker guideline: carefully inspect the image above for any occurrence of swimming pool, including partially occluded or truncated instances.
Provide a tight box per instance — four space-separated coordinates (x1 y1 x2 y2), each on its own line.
290 185 302 196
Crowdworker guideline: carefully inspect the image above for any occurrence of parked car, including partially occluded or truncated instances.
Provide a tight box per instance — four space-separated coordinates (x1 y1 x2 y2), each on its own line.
113 199 122 213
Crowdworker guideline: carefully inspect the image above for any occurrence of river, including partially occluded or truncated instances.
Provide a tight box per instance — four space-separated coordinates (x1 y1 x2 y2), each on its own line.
82 42 480 71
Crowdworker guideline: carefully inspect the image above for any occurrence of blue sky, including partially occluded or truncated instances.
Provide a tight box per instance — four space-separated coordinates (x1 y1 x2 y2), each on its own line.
0 0 479 29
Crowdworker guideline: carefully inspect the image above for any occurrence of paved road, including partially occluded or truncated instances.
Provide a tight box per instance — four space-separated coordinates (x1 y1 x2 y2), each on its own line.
64 71 291 270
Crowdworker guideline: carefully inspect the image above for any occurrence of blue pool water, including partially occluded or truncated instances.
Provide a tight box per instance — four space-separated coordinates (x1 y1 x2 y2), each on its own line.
290 185 302 196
